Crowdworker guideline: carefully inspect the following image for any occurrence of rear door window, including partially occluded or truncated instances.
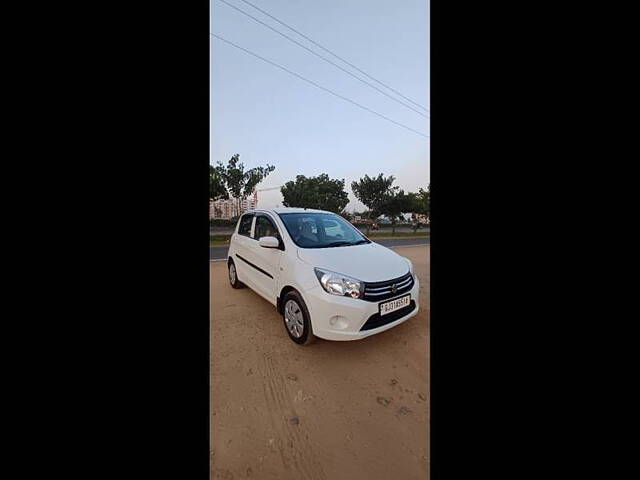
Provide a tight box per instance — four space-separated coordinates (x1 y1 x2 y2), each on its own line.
238 214 254 237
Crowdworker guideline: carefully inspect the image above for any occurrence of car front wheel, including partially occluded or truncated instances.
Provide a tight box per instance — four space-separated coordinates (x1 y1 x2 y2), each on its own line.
282 291 315 345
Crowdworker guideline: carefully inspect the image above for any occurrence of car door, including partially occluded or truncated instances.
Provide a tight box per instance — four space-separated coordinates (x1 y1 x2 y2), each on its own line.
246 213 284 302
232 213 257 288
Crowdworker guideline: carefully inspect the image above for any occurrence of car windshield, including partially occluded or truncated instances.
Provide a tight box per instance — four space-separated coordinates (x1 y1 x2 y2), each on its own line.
278 212 371 249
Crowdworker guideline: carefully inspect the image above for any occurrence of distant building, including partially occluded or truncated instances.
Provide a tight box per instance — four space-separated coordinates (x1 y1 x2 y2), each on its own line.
210 189 258 219
209 198 235 219
241 189 258 212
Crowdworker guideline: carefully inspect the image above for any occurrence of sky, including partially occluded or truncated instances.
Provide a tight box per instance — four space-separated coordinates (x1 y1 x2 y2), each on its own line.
210 0 429 212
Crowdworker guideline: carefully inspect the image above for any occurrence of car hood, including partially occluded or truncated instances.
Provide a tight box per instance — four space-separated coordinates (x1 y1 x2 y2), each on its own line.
296 242 409 282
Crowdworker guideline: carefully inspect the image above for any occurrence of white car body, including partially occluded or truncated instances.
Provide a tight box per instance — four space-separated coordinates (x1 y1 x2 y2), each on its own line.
227 207 420 342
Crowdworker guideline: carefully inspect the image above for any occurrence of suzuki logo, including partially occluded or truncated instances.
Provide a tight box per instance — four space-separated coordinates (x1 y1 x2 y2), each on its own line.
391 283 398 294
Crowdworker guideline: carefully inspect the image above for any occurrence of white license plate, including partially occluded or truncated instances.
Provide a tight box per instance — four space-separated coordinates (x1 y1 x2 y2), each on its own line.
379 295 411 316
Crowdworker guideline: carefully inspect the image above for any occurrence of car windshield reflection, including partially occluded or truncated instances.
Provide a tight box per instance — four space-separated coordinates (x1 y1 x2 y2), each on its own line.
278 212 371 249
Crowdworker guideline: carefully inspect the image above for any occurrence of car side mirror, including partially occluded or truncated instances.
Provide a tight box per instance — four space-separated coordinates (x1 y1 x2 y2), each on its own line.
258 236 280 248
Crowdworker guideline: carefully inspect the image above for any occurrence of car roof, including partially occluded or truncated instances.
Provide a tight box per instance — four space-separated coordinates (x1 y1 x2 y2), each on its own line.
247 207 334 215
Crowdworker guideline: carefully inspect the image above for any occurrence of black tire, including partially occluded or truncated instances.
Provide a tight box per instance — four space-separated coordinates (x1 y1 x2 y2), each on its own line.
282 291 315 346
228 259 245 289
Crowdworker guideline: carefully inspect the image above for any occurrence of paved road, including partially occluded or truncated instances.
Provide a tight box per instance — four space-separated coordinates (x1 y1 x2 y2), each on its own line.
210 236 429 260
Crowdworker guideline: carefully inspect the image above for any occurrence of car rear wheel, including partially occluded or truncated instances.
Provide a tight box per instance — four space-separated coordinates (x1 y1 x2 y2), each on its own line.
228 260 244 289
282 291 315 345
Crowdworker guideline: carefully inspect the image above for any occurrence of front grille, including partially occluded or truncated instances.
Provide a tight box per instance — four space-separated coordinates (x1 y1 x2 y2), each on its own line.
362 271 414 302
360 300 416 331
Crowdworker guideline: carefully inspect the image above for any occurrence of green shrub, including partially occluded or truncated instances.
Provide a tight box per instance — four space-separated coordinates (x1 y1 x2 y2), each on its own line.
209 218 237 228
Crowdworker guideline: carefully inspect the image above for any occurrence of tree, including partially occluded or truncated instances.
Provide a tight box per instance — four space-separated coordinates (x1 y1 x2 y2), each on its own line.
424 184 430 223
209 164 228 201
406 192 419 232
351 174 398 235
339 209 353 221
414 186 430 218
216 154 275 215
280 174 349 213
379 190 412 235
407 185 430 232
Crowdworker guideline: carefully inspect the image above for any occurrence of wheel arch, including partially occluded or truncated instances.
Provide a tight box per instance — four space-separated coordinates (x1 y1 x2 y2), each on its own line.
277 285 300 314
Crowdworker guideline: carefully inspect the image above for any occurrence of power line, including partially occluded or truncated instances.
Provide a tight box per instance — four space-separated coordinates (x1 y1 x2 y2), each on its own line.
210 33 429 139
234 0 428 113
216 0 428 119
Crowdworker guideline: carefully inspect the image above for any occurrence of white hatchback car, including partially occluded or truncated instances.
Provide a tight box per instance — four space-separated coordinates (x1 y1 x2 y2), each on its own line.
227 208 420 345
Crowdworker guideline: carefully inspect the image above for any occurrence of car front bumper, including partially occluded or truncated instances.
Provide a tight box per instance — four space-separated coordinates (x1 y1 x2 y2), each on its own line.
302 275 420 341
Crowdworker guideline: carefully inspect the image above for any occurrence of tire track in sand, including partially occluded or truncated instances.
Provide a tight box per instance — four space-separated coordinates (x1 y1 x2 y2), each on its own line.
260 353 327 480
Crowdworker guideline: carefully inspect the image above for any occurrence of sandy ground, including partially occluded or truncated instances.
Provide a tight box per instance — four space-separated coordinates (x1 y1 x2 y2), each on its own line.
211 246 430 480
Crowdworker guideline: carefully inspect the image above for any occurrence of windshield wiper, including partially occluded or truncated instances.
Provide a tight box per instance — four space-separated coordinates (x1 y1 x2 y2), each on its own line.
324 239 370 248
324 241 355 248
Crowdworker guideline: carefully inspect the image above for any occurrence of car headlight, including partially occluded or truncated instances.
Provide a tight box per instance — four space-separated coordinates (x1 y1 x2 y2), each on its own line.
314 268 364 299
